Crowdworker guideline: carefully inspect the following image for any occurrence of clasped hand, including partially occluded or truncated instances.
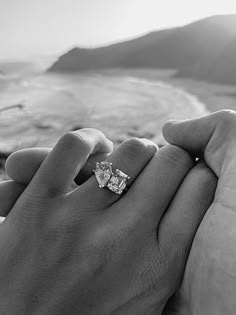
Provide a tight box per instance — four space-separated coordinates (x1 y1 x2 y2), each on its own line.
2 110 234 314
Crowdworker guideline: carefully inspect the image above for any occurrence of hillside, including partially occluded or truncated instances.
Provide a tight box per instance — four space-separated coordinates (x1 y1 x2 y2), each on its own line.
178 37 236 85
48 28 175 72
48 14 236 84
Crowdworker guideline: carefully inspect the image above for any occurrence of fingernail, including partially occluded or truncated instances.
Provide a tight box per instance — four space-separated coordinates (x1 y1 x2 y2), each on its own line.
140 138 159 150
167 118 190 124
165 119 179 125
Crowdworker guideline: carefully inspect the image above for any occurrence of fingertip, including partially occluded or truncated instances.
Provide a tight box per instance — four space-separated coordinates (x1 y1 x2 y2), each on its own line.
162 120 178 143
5 150 22 181
5 152 16 177
159 144 194 170
140 138 159 151
162 119 190 141
0 180 25 217
6 148 50 184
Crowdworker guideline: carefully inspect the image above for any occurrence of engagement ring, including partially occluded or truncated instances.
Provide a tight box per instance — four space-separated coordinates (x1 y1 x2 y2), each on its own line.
94 161 130 195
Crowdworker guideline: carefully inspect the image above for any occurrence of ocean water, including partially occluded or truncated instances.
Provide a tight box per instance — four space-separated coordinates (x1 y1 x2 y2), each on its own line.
0 70 208 153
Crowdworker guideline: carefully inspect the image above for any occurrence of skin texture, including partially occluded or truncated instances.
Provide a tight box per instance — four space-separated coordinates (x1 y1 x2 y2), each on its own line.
162 110 236 315
1 129 216 314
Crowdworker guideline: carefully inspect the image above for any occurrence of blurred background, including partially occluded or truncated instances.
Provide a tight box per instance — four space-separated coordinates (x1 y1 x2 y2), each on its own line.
1 0 236 180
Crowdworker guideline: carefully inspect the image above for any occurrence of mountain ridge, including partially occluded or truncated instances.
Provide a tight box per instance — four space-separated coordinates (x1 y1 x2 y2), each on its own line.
48 14 236 85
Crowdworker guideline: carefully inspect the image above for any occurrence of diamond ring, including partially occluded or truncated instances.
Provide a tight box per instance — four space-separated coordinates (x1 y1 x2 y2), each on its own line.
94 161 130 195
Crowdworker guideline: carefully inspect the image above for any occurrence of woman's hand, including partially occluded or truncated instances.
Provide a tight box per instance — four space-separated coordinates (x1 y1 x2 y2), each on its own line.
0 128 216 314
162 110 236 315
0 128 113 217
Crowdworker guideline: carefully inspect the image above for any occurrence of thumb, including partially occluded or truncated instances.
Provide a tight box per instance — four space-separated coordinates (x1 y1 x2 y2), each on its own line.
162 110 236 180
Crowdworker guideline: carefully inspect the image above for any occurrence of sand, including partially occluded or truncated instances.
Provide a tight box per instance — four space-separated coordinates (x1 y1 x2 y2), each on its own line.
0 68 235 180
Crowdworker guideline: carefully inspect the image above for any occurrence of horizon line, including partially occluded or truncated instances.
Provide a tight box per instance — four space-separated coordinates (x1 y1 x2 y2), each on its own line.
0 13 235 62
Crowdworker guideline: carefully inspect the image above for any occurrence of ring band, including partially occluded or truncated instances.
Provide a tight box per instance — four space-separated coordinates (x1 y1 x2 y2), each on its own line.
94 161 130 195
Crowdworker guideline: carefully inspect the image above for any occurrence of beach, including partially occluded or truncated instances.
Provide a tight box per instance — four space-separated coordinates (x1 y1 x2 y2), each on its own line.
1 68 236 180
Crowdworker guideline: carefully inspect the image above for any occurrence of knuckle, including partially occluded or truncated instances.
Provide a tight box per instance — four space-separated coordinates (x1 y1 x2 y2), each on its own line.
57 131 89 152
86 224 109 253
85 229 115 272
160 145 193 168
58 132 78 147
122 137 156 161
86 221 125 267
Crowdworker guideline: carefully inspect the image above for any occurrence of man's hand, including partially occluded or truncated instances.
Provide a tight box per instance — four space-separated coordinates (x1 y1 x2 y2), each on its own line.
0 129 216 314
162 110 236 315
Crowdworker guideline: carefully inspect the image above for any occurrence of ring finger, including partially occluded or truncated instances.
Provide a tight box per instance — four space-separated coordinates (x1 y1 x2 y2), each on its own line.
75 137 158 206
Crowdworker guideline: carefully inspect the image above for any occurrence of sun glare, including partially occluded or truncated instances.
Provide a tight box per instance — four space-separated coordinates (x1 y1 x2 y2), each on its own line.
0 0 236 59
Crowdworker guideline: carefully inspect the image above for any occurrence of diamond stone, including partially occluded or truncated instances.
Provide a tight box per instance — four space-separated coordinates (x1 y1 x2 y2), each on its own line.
107 169 130 195
94 161 112 188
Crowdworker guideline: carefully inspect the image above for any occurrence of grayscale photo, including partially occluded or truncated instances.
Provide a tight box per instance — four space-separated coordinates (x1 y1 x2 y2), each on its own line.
0 0 236 314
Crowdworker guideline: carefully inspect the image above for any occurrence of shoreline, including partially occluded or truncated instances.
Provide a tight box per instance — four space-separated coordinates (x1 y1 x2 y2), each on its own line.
112 68 236 113
1 69 236 181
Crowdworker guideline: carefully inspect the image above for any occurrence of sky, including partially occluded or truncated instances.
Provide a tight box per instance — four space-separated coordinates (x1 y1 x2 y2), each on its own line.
1 0 236 60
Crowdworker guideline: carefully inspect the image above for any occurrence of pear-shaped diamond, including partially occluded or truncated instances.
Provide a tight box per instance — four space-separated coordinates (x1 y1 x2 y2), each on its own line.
94 161 112 188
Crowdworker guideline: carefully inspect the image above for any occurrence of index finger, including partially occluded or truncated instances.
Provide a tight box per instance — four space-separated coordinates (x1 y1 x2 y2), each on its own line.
6 148 110 186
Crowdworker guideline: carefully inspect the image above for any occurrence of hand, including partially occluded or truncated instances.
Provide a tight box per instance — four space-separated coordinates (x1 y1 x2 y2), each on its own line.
162 110 236 315
0 128 216 314
0 128 113 217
